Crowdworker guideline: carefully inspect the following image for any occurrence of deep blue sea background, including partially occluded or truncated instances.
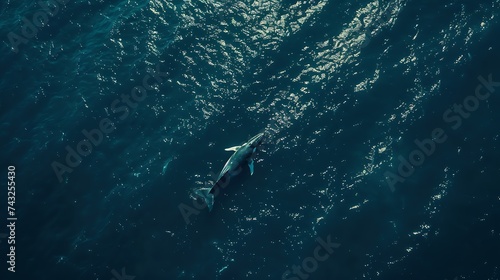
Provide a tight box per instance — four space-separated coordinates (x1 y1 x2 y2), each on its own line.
1 0 499 279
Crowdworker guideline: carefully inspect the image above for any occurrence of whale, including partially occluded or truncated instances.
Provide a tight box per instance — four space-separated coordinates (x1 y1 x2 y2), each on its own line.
196 132 265 211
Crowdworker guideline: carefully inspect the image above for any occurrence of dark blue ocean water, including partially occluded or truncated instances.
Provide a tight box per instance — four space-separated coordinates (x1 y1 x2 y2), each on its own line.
1 0 499 279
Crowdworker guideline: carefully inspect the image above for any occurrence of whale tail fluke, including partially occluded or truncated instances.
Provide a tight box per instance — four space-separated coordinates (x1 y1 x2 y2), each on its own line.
195 188 214 212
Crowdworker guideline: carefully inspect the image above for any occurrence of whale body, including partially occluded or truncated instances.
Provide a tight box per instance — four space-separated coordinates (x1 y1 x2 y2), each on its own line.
196 132 265 211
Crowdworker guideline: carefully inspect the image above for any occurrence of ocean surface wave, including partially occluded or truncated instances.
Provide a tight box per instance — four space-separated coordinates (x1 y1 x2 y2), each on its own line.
1 0 499 279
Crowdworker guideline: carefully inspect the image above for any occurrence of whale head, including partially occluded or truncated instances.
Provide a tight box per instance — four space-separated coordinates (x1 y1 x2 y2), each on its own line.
247 132 265 148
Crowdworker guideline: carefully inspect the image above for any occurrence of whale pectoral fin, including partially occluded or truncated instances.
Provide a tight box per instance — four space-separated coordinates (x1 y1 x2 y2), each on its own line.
224 145 241 152
248 159 254 175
